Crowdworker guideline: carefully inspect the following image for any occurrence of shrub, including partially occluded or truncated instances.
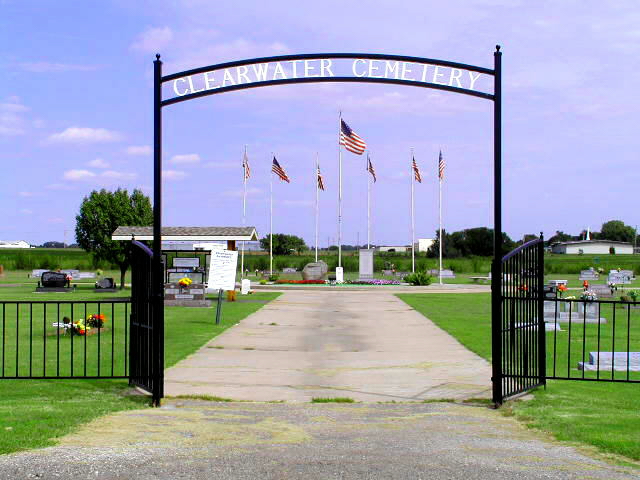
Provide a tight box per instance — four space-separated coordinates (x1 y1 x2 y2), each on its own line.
268 274 279 282
403 271 433 286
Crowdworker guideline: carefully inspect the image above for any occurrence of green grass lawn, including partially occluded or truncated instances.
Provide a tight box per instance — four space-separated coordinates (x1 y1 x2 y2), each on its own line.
0 285 279 455
397 293 640 462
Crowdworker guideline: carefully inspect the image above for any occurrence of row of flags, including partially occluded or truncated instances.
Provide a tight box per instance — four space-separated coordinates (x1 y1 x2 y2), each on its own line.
241 119 445 188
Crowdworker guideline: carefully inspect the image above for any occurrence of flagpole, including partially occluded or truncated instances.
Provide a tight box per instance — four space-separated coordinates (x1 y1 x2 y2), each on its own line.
367 153 371 250
439 153 443 285
338 111 342 268
241 145 247 279
270 153 273 276
411 148 415 273
315 152 319 263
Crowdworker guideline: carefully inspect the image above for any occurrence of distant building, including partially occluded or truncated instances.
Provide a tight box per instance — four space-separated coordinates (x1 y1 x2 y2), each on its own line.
0 240 31 249
551 240 633 255
417 238 435 253
377 245 410 253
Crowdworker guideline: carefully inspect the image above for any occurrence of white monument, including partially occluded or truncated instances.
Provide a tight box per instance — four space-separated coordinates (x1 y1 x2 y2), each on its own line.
359 249 374 280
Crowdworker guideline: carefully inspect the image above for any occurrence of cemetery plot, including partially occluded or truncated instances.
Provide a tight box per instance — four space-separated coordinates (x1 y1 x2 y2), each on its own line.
0 301 130 378
545 300 640 382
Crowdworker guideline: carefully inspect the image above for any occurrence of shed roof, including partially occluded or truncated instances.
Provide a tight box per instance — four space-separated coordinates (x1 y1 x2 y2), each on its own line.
112 226 258 241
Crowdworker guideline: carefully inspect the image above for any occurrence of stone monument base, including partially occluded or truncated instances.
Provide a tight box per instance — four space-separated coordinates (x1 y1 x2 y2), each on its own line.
164 299 212 307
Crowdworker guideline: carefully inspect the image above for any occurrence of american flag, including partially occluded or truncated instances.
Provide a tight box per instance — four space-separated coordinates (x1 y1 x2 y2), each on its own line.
272 157 290 183
438 150 445 180
412 156 422 183
317 165 325 191
367 155 377 183
242 150 250 180
340 119 367 155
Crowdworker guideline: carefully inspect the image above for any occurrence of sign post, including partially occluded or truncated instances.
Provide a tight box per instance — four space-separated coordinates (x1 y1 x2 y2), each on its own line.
207 249 239 325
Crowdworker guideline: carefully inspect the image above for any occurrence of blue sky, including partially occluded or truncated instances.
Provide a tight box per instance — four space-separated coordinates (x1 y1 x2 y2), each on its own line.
2 1 639 246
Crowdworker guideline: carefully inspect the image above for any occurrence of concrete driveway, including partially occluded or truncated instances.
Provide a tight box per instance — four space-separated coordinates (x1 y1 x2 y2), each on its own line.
164 290 492 402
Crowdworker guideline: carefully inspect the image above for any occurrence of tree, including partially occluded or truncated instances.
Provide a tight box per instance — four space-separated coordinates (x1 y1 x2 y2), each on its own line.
75 188 153 289
599 220 635 243
428 227 516 258
40 241 65 248
259 234 307 255
547 230 572 245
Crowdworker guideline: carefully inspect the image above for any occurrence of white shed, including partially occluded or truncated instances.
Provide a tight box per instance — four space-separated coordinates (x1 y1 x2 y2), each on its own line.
551 240 633 255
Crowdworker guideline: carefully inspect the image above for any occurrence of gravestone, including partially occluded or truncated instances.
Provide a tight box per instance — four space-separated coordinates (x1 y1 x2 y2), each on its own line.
95 277 116 292
282 267 297 273
302 261 328 280
76 272 96 279
542 299 606 324
579 269 599 281
428 269 455 278
165 282 210 307
382 269 393 276
548 279 568 287
358 249 374 280
608 270 633 284
591 284 614 298
578 352 640 372
30 269 47 278
36 271 73 292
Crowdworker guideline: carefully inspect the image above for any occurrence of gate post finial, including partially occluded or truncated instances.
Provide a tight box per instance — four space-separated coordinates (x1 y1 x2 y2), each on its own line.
495 45 501 52
155 53 161 61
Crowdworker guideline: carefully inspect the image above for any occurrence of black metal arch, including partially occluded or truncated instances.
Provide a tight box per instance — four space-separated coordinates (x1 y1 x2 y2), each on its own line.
151 47 505 406
160 52 495 106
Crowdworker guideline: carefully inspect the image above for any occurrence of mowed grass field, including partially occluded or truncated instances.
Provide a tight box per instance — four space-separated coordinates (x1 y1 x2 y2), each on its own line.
398 293 640 462
0 284 280 454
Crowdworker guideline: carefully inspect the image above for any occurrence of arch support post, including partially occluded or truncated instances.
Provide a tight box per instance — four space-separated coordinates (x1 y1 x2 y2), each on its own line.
491 46 503 405
152 54 164 407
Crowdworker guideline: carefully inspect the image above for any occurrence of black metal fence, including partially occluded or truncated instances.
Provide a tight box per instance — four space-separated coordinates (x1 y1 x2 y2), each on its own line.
0 299 130 379
544 297 640 383
497 237 546 402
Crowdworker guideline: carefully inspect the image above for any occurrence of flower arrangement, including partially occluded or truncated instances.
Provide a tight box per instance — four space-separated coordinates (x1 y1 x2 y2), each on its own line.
70 319 90 336
178 277 193 288
580 290 597 302
349 279 401 285
517 284 529 292
557 284 568 297
86 313 106 328
276 279 325 284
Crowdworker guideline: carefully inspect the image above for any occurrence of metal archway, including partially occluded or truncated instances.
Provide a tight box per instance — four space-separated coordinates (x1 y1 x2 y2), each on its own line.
150 48 508 404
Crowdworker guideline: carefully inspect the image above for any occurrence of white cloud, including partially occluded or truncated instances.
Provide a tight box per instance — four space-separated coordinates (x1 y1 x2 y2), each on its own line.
18 62 100 73
0 97 28 136
101 170 137 180
49 127 123 144
126 145 152 156
19 209 33 215
0 125 24 136
170 153 201 164
131 26 173 53
0 102 29 113
165 38 290 73
63 169 96 181
88 158 110 169
18 191 34 197
163 170 187 180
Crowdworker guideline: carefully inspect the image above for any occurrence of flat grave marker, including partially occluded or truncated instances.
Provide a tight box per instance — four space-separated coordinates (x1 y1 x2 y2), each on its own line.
578 352 640 372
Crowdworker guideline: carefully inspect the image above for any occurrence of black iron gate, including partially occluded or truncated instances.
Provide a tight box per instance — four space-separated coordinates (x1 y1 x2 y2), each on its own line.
493 235 546 403
129 240 164 406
